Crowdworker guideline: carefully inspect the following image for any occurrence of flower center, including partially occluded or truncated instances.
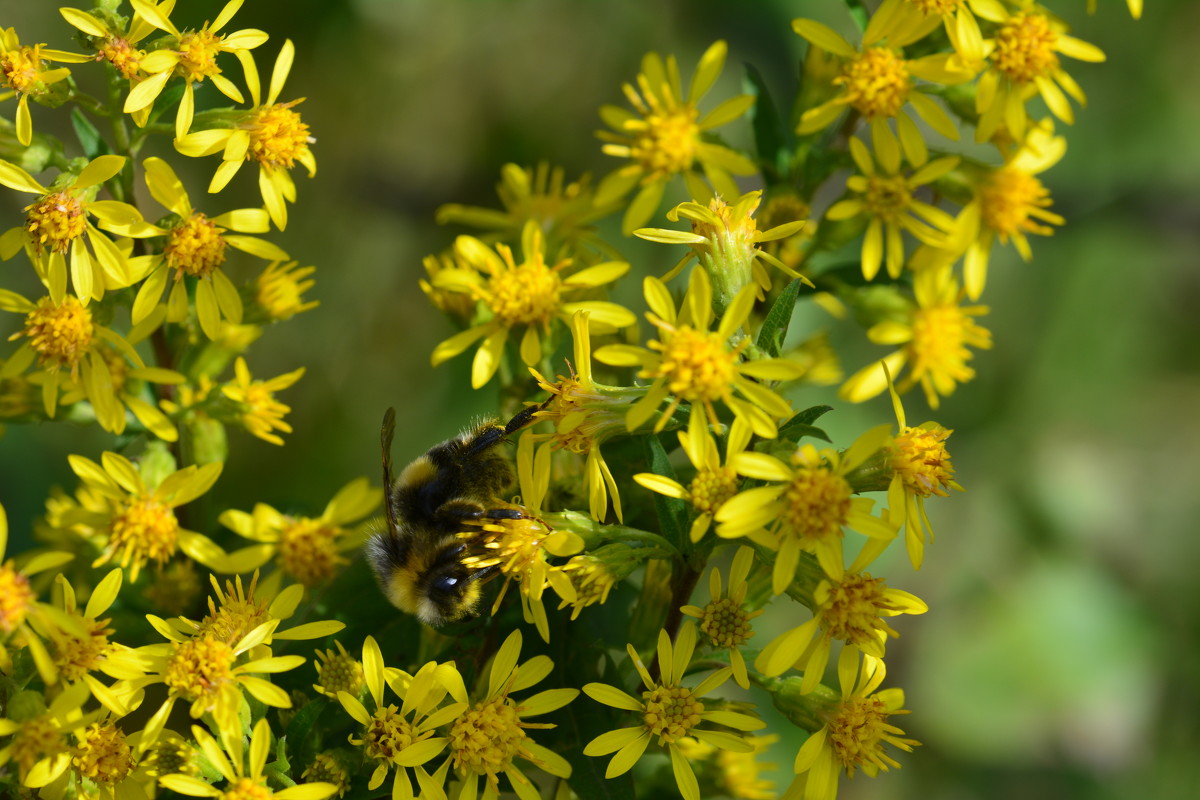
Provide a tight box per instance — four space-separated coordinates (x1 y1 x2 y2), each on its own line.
561 555 617 617
836 48 911 120
688 465 739 515
25 191 87 254
223 777 274 800
301 753 350 796
631 105 700 178
1 45 43 93
11 715 62 778
21 296 95 372
979 167 1055 240
278 517 343 586
828 694 907 774
248 102 311 169
365 705 430 763
315 645 365 697
145 734 195 776
175 29 222 81
699 597 754 649
643 684 704 744
164 636 235 704
781 464 852 543
907 305 976 384
109 497 180 569
72 723 134 786
166 213 227 278
863 174 913 222
198 581 270 646
892 425 955 497
101 37 142 80
0 562 34 634
905 0 962 14
820 573 894 647
653 324 739 404
450 697 526 780
54 616 113 682
992 12 1060 84
487 258 563 327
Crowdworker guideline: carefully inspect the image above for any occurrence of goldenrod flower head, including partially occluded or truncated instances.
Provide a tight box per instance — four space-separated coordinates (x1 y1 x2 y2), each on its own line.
143 559 203 616
174 40 316 230
220 356 305 445
420 250 478 323
185 571 344 648
220 477 380 582
841 268 992 408
719 426 897 589
66 451 223 582
0 27 89 145
678 733 780 800
160 719 337 800
680 546 763 689
583 623 764 800
0 682 97 788
14 294 94 372
336 636 465 798
596 40 757 233
0 559 35 635
255 260 318 321
636 415 753 543
901 0 989 63
555 548 628 620
431 220 634 389
450 630 578 799
974 5 1105 142
302 752 351 798
0 155 143 302
596 267 801 438
313 640 365 700
787 650 918 800
71 721 137 787
46 569 140 695
60 2 165 113
141 729 198 778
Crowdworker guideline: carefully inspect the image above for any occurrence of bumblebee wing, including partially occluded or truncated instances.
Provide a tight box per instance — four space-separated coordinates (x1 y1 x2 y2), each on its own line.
380 407 400 539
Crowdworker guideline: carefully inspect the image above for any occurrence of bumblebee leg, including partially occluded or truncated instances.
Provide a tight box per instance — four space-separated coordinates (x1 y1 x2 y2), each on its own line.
438 499 529 523
463 397 552 458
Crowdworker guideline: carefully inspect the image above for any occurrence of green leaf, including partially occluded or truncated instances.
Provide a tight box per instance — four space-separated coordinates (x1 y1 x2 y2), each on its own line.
778 405 833 443
743 63 789 181
642 435 689 553
283 696 327 764
71 109 110 160
756 278 803 358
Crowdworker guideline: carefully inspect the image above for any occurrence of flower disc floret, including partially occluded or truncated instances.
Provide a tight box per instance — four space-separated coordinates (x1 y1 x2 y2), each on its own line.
979 166 1053 240
699 597 754 649
821 573 892 647
782 463 853 544
828 693 904 774
688 466 739 515
892 425 954 498
175 29 223 80
164 636 235 702
223 777 273 800
863 174 914 222
992 12 1060 84
100 37 141 79
165 213 227 277
836 47 912 119
631 105 700 178
55 617 113 681
643 685 704 744
0 562 34 633
314 642 364 698
19 296 95 371
1 45 42 92
72 723 133 785
24 192 86 253
488 257 563 327
450 697 526 776
109 497 179 568
654 324 742 404
365 705 428 762
248 101 312 169
278 518 342 586
11 715 62 777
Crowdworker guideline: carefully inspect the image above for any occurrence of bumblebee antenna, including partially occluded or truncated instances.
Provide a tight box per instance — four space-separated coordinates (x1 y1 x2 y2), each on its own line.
380 407 400 538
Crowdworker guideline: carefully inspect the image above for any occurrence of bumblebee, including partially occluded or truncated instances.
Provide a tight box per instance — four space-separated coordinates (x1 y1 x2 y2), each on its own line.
365 402 543 626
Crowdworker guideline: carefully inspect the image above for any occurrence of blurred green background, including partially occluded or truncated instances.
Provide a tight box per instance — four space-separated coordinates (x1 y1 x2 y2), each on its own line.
3 1 1199 798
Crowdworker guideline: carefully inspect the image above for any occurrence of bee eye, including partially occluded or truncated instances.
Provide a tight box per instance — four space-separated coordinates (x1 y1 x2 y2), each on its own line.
431 575 459 594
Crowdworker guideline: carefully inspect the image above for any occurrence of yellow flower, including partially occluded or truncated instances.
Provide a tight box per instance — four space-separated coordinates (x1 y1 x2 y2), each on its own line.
635 416 752 543
174 39 316 230
0 682 98 789
255 259 318 321
0 27 90 145
755 538 927 693
335 636 466 800
635 190 810 310
125 0 267 138
973 4 1105 142
901 0 990 63
1087 0 1143 18
301 752 351 799
717 426 897 589
680 546 763 688
68 716 156 799
185 571 345 647
112 157 289 340
160 719 337 800
220 356 305 445
824 133 959 281
840 267 992 408
312 640 365 700
554 549 625 620
596 40 757 233
676 733 780 800
431 220 635 389
583 623 765 800
64 450 224 581
794 2 968 164
0 155 144 303
0 290 152 429
449 630 578 800
783 650 918 800
218 477 382 584
595 267 802 438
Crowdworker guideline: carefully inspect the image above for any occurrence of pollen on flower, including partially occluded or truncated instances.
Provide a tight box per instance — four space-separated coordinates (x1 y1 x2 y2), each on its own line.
699 597 755 649
487 257 564 327
222 777 273 800
863 174 914 222
25 192 87 253
164 636 236 702
828 693 915 776
652 324 740 403
19 296 95 371
11 715 62 778
469 513 555 583
165 213 227 278
279 517 343 586
362 705 430 763
643 684 704 744
629 105 700 179
782 463 852 544
979 167 1057 240
198 574 270 645
819 573 897 647
688 466 739 515
0 562 34 634
450 698 526 783
248 102 312 169
836 48 912 120
72 722 134 786
892 425 955 498
559 555 617 618
100 37 142 80
314 641 365 698
1 44 43 93
906 0 962 14
992 12 1060 84
107 497 180 571
54 616 114 682
175 29 223 81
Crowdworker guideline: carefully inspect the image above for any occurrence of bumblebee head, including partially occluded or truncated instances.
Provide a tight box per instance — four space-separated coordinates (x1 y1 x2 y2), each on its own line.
365 529 486 627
